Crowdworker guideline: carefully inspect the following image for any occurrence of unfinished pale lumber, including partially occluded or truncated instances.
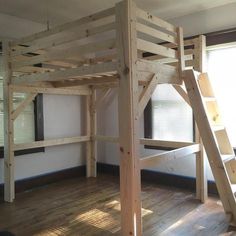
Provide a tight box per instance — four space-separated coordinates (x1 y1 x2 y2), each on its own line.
12 7 115 47
14 136 90 151
12 93 37 121
3 41 15 202
137 38 177 59
12 22 116 57
138 74 158 117
13 61 117 84
136 7 176 33
116 1 142 235
11 85 91 96
87 88 97 177
12 38 116 70
140 144 200 169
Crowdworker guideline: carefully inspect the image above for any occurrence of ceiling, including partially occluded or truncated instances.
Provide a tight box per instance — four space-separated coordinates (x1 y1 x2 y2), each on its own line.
0 0 236 27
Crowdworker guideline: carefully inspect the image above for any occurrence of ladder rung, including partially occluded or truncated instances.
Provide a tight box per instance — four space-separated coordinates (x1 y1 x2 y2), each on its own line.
222 154 235 163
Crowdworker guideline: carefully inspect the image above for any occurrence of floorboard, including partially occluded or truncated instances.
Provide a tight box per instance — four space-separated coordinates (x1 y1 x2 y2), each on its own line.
0 174 235 236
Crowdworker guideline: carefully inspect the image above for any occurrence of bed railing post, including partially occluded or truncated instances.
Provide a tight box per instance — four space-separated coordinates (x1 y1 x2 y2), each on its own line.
177 26 185 82
86 86 97 177
116 0 142 235
3 41 15 202
195 35 207 203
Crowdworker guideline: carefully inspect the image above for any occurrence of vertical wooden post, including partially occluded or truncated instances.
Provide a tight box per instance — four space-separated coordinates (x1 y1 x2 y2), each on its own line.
177 26 185 81
86 87 97 177
116 0 142 235
195 35 207 202
3 41 15 202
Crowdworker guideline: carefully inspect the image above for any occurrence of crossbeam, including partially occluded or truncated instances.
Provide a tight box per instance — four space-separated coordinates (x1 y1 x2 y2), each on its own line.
13 136 90 151
140 144 200 169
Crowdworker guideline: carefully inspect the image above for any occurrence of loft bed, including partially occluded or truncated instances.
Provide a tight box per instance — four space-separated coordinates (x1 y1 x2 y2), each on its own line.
2 0 208 235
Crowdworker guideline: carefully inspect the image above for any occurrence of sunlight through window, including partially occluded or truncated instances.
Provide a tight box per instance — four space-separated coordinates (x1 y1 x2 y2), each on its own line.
207 45 236 147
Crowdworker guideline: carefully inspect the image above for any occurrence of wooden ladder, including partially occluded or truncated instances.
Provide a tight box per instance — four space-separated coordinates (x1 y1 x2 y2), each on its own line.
184 69 236 224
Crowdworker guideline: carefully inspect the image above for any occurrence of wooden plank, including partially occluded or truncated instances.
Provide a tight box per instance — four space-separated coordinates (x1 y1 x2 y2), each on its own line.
12 7 115 46
12 93 37 121
12 22 116 57
53 76 118 87
87 88 97 177
140 144 200 169
140 138 196 148
138 74 158 117
136 22 177 44
195 126 207 203
13 136 90 151
136 7 176 33
137 59 181 84
183 69 234 217
85 94 92 177
172 85 190 105
116 1 142 235
11 85 91 95
3 41 15 202
13 61 117 84
12 38 116 70
177 27 185 80
137 38 177 59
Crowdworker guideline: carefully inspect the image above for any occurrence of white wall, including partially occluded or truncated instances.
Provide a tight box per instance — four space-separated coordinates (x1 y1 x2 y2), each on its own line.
0 95 85 184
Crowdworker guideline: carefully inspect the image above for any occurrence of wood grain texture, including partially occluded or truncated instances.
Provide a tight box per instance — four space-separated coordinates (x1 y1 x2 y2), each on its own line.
0 174 233 236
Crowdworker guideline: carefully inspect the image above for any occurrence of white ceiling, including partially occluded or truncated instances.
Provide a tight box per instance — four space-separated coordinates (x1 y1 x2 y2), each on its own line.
0 0 236 27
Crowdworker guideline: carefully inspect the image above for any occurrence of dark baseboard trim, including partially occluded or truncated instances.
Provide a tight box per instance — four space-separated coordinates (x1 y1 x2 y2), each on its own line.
0 162 218 201
0 165 86 200
97 162 218 195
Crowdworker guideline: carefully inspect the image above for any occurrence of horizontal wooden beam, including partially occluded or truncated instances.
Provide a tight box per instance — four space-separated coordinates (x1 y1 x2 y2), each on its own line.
14 136 90 151
11 7 115 47
12 22 115 57
136 22 177 44
140 144 201 169
12 93 37 121
140 138 196 148
137 59 181 84
137 39 177 59
136 7 176 33
11 85 91 95
13 62 117 84
94 136 196 150
12 39 116 70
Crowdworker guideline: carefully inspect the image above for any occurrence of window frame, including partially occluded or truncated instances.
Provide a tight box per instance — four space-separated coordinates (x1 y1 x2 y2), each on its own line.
0 94 45 158
144 27 236 149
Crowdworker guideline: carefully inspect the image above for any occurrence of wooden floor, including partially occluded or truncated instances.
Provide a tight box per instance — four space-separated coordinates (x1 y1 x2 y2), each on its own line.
0 174 235 236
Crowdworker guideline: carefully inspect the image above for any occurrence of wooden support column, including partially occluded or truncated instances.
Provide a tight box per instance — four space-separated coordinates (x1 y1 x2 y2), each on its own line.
116 1 142 235
194 35 207 203
3 41 15 202
86 87 97 177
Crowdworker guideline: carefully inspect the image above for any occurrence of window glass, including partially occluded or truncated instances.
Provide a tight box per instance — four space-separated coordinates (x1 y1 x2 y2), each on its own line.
152 84 193 142
207 45 236 147
0 56 35 145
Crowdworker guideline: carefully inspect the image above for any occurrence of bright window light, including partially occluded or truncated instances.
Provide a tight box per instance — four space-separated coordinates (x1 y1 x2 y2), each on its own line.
207 45 236 147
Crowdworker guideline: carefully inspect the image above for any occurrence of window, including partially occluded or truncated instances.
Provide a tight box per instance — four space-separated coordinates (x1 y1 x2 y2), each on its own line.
207 44 236 147
0 52 44 157
144 84 193 149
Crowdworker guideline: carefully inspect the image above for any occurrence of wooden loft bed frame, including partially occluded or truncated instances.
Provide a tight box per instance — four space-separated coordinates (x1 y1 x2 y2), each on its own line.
2 0 207 235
